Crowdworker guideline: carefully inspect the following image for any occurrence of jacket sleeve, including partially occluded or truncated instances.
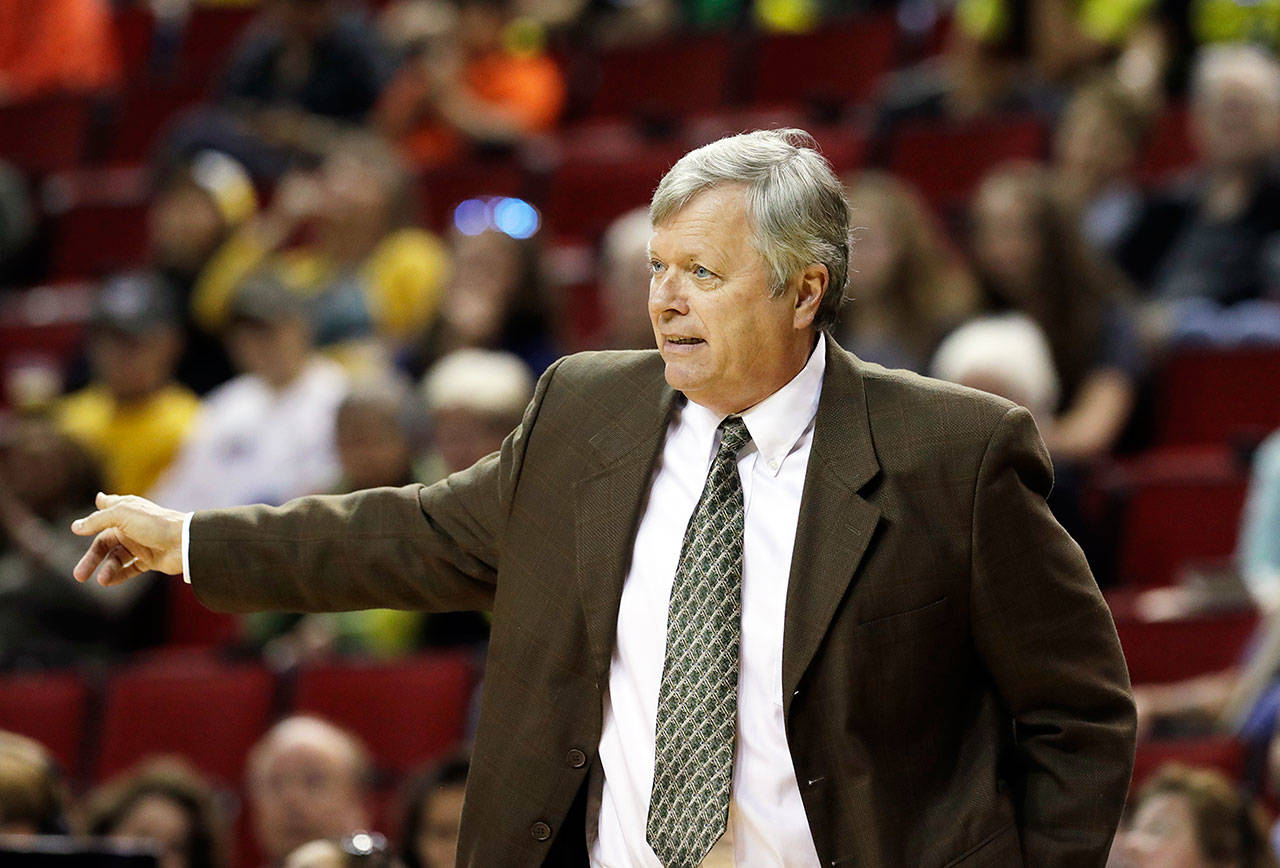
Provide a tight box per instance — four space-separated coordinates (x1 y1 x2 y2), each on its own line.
188 357 563 615
970 405 1136 867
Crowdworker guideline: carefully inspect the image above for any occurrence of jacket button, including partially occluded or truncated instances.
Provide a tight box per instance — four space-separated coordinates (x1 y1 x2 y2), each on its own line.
566 748 587 768
531 821 552 842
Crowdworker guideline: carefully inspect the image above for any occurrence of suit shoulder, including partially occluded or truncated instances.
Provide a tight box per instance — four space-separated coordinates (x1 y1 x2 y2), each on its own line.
857 360 1020 455
544 350 665 395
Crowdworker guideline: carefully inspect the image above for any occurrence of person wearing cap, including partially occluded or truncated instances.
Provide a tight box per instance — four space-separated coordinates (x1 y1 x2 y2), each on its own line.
150 272 348 512
55 273 199 497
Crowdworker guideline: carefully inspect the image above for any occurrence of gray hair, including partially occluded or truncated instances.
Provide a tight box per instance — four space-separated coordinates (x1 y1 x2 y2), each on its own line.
1192 43 1280 108
649 129 851 331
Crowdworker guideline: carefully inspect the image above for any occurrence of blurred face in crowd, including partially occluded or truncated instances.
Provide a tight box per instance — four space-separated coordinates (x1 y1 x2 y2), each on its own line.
971 178 1042 302
226 315 311 389
1111 792 1217 868
91 327 182 403
336 402 412 490
0 419 84 516
249 731 367 862
845 192 897 302
149 183 224 276
1194 70 1280 170
647 183 822 416
1056 94 1137 193
319 152 396 243
601 232 660 351
446 230 524 346
110 794 193 868
432 407 515 474
415 783 465 868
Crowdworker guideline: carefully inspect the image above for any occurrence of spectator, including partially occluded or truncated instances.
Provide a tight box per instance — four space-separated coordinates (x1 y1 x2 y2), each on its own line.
927 0 1162 118
150 150 259 395
596 207 657 351
247 717 372 866
0 416 163 667
84 757 228 868
399 755 468 868
420 348 533 477
1122 45 1280 345
166 0 391 178
1053 76 1150 256
375 0 565 167
0 159 35 289
414 228 556 375
193 132 449 375
1241 428 1280 608
969 162 1141 464
1110 763 1276 867
839 171 977 373
0 0 120 104
930 312 1061 423
55 273 199 497
151 273 349 511
0 730 68 837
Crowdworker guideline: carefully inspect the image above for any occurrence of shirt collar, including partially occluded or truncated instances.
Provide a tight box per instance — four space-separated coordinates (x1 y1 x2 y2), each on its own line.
682 333 827 478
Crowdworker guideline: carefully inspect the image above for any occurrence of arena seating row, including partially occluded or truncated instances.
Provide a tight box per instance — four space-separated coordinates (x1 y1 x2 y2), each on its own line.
0 650 475 789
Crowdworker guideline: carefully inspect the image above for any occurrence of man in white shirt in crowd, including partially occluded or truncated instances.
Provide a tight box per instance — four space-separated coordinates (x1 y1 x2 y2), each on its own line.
151 273 348 510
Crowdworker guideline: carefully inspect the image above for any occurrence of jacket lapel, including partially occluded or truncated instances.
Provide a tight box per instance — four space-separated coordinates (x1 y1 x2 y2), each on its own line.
574 357 677 681
782 339 882 717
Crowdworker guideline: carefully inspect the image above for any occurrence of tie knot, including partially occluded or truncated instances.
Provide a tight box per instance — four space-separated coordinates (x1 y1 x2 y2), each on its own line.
717 416 752 457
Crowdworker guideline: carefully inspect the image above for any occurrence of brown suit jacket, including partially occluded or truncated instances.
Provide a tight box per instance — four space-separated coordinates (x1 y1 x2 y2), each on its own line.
190 338 1136 867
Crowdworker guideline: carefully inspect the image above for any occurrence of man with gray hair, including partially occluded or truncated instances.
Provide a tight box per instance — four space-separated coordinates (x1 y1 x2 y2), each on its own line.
72 129 1134 867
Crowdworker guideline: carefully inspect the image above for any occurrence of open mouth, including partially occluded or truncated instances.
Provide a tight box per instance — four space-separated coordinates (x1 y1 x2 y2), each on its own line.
666 337 704 345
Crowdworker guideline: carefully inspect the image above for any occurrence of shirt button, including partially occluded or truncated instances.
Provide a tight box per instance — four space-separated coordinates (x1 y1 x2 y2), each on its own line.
769 459 780 471
531 821 552 842
566 748 587 768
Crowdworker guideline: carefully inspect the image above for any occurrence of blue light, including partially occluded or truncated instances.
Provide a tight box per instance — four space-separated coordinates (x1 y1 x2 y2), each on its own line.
453 198 490 235
493 197 540 239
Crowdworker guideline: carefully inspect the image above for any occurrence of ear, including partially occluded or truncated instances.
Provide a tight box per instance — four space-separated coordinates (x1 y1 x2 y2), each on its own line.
792 263 829 330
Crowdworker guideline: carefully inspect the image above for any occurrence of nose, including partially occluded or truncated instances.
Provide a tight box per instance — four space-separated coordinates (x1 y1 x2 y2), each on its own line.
648 269 689 320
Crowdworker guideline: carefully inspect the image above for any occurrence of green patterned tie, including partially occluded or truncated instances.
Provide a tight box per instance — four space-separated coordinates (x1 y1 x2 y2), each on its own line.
647 416 752 868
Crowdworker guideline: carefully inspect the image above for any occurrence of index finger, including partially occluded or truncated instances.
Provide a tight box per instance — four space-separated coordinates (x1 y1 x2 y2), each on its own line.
71 504 122 537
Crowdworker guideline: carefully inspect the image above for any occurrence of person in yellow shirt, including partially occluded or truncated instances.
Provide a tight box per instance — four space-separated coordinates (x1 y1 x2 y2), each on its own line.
192 131 449 377
56 274 199 497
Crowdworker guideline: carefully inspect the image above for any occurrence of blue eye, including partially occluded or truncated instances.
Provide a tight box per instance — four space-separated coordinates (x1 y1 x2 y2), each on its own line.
650 260 665 274
694 265 712 278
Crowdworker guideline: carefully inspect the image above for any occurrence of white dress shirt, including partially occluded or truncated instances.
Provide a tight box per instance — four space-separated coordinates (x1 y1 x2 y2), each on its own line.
588 335 826 867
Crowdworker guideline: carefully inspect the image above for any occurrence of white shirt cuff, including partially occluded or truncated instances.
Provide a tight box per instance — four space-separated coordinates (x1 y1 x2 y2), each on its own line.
181 512 194 584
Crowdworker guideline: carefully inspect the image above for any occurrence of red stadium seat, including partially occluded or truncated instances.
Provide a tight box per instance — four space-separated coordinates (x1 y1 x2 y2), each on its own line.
45 168 153 279
747 13 899 108
0 671 89 778
1136 104 1195 184
96 658 276 784
1155 349 1280 447
178 6 260 87
0 97 92 173
1114 609 1259 684
166 582 241 648
106 88 205 165
1131 736 1246 791
587 35 733 120
887 114 1047 211
542 147 682 242
293 653 473 775
1105 447 1249 588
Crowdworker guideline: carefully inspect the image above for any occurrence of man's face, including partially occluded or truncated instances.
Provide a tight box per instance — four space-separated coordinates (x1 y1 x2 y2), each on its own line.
91 328 180 403
250 741 366 861
1194 76 1280 169
648 184 816 415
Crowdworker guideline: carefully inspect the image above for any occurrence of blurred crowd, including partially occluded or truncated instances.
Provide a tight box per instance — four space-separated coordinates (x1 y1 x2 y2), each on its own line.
1 0 1280 865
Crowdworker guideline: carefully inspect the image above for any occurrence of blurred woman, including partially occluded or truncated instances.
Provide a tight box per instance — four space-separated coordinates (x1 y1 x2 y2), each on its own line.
969 161 1141 463
839 171 977 373
1110 763 1276 868
192 132 450 376
0 730 69 838
398 755 469 868
83 757 228 868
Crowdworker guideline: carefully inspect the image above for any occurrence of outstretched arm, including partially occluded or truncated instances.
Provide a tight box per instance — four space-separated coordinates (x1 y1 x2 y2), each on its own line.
72 358 562 613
